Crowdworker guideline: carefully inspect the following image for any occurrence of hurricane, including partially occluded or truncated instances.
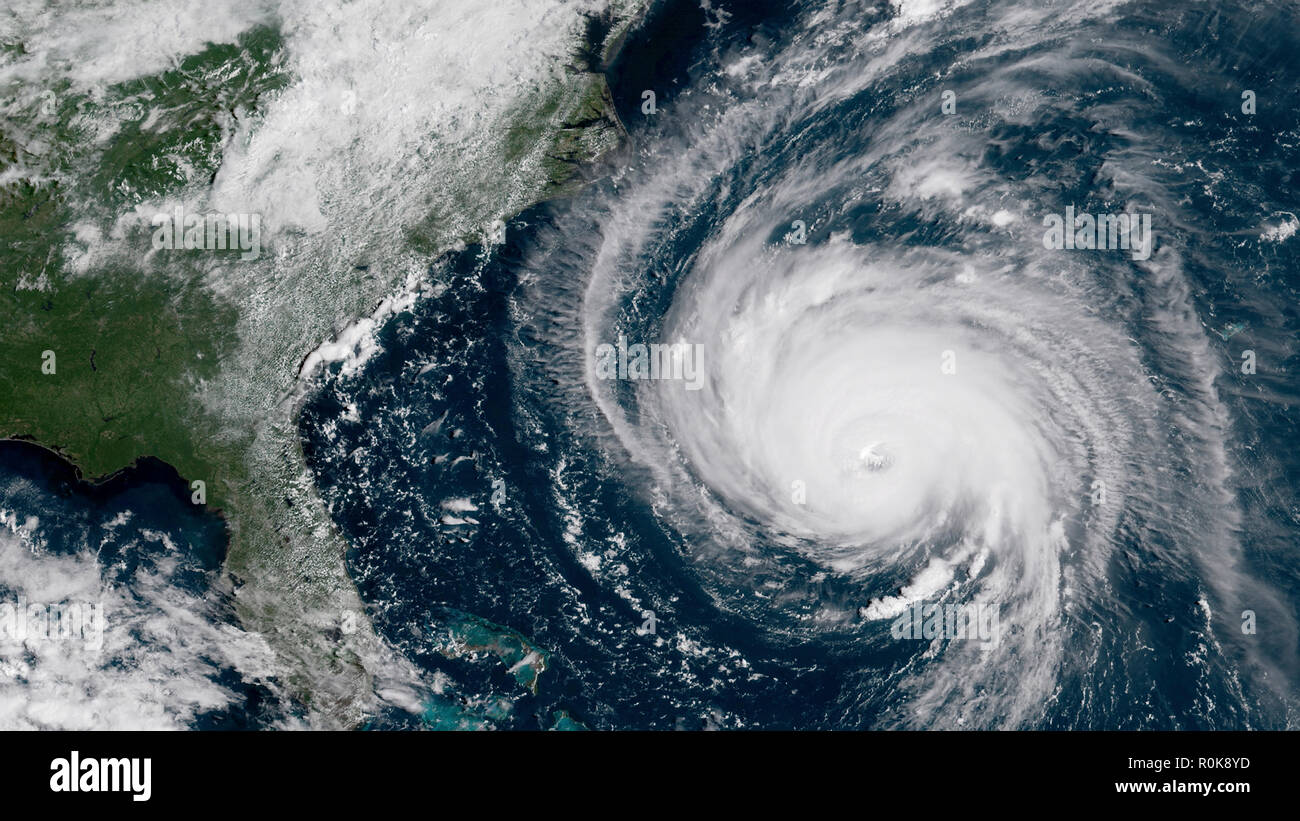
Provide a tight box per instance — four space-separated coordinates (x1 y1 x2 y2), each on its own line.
292 0 1300 730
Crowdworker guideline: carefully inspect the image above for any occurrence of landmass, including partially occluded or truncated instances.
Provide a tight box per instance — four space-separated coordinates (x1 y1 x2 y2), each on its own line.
0 1 647 726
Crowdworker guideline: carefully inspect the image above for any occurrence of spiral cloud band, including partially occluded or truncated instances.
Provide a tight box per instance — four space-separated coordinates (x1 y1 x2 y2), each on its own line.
299 0 1300 729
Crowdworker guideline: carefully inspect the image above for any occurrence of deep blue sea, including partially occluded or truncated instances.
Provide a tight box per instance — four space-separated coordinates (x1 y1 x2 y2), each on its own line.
0 442 285 729
5 0 1300 729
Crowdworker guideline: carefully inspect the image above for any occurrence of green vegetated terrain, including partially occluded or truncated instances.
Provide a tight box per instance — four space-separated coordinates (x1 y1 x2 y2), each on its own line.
0 26 288 498
1 7 642 726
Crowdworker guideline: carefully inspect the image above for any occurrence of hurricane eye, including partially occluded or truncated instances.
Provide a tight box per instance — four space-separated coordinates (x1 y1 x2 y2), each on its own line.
857 443 892 472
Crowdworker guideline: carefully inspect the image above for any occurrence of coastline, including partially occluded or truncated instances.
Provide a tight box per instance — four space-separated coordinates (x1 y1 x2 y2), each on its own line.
0 0 652 729
223 1 653 727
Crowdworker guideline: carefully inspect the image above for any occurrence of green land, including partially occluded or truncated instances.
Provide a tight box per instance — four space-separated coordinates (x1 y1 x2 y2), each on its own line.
0 5 643 726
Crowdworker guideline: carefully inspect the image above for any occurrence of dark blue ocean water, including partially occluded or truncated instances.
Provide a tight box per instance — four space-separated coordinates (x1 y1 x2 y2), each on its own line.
0 442 287 729
3 0 1299 730
297 0 1300 729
